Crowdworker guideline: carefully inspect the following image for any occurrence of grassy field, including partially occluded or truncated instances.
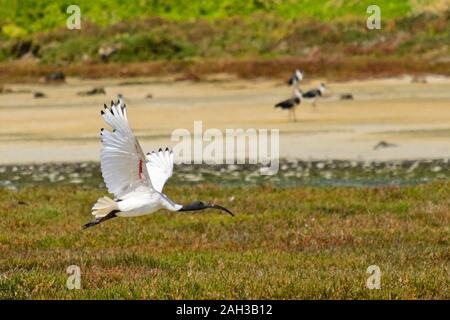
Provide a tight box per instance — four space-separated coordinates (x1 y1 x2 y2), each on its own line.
0 182 448 299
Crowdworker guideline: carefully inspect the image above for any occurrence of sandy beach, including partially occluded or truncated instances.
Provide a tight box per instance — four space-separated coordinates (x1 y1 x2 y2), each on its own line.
1 75 450 164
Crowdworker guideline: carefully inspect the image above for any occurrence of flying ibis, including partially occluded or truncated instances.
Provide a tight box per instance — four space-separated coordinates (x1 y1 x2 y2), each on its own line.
84 100 234 229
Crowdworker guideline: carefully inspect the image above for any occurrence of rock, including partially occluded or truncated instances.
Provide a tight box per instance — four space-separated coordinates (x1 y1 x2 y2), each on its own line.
145 93 153 99
77 87 106 96
374 141 397 150
44 71 65 83
340 93 353 100
33 91 46 98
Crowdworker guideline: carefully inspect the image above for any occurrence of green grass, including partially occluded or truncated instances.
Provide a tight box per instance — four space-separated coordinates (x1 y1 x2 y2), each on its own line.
0 0 417 35
0 183 449 299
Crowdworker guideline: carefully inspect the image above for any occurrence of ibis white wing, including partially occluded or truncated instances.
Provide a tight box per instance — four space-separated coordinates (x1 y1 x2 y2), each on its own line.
146 148 174 192
100 101 153 198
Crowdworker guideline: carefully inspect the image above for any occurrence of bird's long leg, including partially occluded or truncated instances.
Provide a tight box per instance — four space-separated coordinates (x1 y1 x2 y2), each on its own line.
292 107 297 122
83 210 119 229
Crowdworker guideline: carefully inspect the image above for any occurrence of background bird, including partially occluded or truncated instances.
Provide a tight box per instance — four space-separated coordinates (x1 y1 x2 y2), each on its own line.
302 83 326 108
274 88 302 122
117 93 126 105
84 99 233 229
287 69 303 87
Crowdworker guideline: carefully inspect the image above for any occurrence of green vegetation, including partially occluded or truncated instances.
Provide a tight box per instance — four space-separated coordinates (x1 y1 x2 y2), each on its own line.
0 183 448 299
0 0 417 35
0 1 448 82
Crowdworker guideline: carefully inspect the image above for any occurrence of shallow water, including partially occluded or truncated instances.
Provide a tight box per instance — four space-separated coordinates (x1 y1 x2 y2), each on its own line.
0 159 449 190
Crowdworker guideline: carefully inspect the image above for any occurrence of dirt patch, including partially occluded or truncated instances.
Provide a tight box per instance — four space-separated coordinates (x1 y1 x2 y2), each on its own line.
1 57 450 84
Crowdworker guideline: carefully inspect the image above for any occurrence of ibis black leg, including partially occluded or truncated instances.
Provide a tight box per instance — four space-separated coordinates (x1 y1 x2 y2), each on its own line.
83 210 119 229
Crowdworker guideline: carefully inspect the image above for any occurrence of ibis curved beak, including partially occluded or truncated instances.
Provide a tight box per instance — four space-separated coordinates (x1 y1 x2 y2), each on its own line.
210 204 234 216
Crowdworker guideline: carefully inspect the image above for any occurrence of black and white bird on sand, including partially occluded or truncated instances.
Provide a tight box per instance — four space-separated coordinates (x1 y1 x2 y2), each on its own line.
287 69 303 86
302 83 326 108
274 88 302 122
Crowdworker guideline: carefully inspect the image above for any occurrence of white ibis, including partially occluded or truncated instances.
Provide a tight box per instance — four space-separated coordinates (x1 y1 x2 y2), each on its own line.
302 83 326 108
274 88 302 122
84 100 234 229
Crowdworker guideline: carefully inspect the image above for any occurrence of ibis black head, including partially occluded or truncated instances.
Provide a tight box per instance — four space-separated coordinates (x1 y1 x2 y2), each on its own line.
179 201 234 216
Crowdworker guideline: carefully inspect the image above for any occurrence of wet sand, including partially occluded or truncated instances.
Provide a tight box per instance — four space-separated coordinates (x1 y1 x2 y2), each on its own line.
1 75 450 164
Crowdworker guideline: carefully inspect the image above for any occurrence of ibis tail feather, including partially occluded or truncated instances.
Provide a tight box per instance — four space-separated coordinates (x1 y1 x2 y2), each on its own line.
84 196 120 229
92 196 118 218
